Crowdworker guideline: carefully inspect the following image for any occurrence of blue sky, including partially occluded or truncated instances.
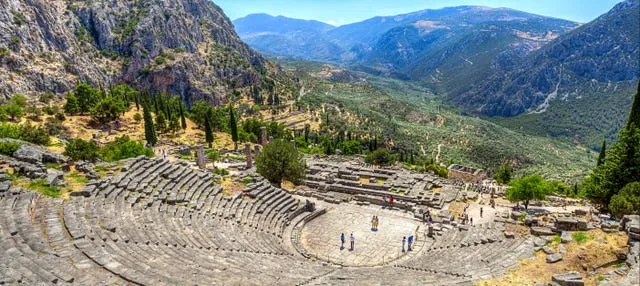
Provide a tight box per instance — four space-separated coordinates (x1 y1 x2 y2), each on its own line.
215 0 623 26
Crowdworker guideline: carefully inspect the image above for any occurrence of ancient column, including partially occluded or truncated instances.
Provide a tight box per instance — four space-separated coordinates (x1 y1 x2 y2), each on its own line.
244 143 252 169
260 127 267 146
195 145 206 170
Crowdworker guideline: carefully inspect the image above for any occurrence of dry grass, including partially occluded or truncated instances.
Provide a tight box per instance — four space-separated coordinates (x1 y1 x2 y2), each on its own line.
477 229 629 286
220 177 245 196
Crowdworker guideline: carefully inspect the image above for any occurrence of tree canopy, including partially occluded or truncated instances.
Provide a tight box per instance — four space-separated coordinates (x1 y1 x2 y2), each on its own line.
256 139 306 187
506 174 552 209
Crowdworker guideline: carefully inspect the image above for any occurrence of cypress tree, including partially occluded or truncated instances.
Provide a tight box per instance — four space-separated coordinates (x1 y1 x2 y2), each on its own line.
179 104 187 130
304 124 310 143
597 139 606 166
204 110 214 148
143 106 157 146
229 105 238 150
627 81 640 129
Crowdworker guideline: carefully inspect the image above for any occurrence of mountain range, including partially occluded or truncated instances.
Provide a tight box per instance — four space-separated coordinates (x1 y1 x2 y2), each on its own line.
234 1 640 147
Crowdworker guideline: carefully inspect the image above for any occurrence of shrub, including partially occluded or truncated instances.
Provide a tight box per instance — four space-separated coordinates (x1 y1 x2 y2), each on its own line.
0 123 21 139
133 113 142 122
64 139 99 161
55 112 66 121
100 135 153 162
42 105 58 115
19 123 50 145
0 141 21 156
39 92 55 104
609 182 640 218
256 139 306 187
44 118 66 136
213 167 229 176
365 148 394 166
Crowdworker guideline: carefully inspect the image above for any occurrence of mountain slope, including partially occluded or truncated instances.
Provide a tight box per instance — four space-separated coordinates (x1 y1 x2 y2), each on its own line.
0 0 288 105
449 0 639 148
451 0 640 117
233 14 343 62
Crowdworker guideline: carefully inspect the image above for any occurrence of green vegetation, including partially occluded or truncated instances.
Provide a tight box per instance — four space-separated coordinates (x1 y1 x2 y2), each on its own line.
505 174 552 209
256 139 306 187
365 148 394 166
143 106 157 146
213 167 229 176
133 113 142 122
597 140 606 167
0 141 21 156
242 178 256 185
609 182 640 218
494 164 513 184
287 60 595 182
229 105 239 150
64 136 152 162
100 136 153 162
583 84 640 214
64 139 100 161
206 149 220 163
28 180 61 198
204 110 214 148
572 232 591 244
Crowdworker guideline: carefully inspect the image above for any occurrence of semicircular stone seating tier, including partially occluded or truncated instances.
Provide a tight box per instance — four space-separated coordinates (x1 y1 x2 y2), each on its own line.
0 157 535 285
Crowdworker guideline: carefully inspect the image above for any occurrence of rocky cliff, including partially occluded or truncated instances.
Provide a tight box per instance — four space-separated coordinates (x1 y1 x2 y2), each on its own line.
0 0 282 105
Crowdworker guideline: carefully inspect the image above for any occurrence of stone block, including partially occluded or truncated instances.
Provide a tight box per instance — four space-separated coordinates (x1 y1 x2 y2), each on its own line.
546 253 563 263
551 271 584 286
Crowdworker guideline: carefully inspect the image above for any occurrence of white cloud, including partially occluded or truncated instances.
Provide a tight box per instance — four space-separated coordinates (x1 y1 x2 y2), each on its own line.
325 19 338 26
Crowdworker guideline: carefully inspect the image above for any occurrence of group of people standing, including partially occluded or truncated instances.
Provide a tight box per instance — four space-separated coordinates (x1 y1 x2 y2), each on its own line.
371 215 380 231
402 235 414 252
340 233 355 251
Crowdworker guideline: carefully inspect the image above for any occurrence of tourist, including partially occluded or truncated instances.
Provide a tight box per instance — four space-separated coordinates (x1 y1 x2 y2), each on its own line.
480 207 483 218
350 233 355 251
402 236 406 252
408 235 413 251
428 215 433 224
470 217 473 225
374 216 379 230
341 233 345 249
371 215 375 230
389 195 393 208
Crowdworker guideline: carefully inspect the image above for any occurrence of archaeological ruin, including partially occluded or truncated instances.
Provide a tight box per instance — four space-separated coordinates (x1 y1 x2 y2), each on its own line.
0 154 638 285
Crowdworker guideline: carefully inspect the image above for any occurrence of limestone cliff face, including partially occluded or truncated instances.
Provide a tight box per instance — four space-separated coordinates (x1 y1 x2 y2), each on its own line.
0 0 277 105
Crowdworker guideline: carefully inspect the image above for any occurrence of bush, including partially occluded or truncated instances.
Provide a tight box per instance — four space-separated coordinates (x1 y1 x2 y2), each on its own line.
133 113 142 122
0 123 21 139
213 167 229 176
42 105 58 115
19 123 49 145
494 164 513 184
0 141 21 156
609 182 640 218
39 92 55 104
256 139 306 187
64 139 99 161
44 118 66 136
365 148 394 166
100 136 153 162
55 112 66 121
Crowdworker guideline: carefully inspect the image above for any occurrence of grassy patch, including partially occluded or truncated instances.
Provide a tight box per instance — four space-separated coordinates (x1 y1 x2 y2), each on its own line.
517 213 527 222
213 167 229 176
28 180 61 198
551 235 561 244
66 172 88 184
45 162 61 170
242 177 256 185
572 232 591 244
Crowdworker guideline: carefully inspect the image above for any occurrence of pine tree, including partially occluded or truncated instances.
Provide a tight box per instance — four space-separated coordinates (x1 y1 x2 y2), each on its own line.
143 106 157 146
597 139 606 166
628 81 640 129
304 124 310 143
229 105 238 150
179 104 187 130
204 110 214 148
156 111 167 132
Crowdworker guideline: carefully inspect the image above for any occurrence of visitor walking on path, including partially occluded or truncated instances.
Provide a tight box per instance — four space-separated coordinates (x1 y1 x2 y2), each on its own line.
470 217 473 225
389 195 393 208
402 236 406 252
480 207 483 218
371 216 375 230
350 233 355 251
341 233 345 249
374 216 379 230
408 235 413 251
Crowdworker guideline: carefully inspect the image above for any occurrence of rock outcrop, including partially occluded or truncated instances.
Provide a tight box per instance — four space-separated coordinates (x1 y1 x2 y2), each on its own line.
0 0 291 105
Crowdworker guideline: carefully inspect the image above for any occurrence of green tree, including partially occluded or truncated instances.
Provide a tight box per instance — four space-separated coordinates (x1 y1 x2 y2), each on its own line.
256 139 306 187
506 174 552 209
74 83 101 112
133 113 142 122
596 139 606 167
365 148 394 166
206 148 220 164
229 105 238 150
204 109 214 148
609 182 640 218
627 81 640 129
337 140 362 155
143 106 157 146
179 104 187 130
4 102 24 121
494 164 513 184
100 135 154 161
304 124 310 143
64 93 81 115
64 139 99 161
155 111 167 132
90 96 126 124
